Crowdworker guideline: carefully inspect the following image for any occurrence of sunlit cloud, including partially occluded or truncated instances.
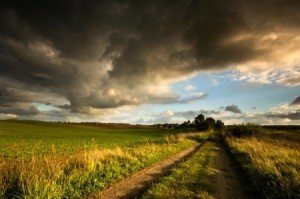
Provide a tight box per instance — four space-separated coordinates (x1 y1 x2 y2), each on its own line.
0 0 299 123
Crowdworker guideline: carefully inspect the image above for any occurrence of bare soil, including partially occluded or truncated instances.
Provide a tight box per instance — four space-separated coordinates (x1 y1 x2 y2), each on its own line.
211 143 247 199
89 143 202 199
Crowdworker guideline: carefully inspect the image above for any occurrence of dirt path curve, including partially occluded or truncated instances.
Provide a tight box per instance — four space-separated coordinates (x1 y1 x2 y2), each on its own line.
212 142 247 199
89 142 203 199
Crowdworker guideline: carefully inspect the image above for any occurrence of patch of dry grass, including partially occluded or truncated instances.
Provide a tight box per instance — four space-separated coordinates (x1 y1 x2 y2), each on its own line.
226 136 300 198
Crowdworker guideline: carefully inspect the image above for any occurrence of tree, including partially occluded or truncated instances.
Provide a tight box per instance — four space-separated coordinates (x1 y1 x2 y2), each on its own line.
181 121 189 128
194 114 204 124
205 117 216 130
215 120 224 130
194 115 224 131
194 114 207 131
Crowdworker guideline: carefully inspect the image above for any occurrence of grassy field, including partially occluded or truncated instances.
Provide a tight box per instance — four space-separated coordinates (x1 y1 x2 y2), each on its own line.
0 120 202 198
0 120 169 158
142 139 216 199
224 126 300 198
3 120 299 198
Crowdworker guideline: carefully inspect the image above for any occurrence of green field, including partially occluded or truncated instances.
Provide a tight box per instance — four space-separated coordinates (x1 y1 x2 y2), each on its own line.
0 120 169 158
0 120 201 198
2 120 299 198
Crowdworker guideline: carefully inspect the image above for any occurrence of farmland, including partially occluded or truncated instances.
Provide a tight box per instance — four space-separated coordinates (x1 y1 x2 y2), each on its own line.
1 119 300 199
0 120 168 158
0 120 198 198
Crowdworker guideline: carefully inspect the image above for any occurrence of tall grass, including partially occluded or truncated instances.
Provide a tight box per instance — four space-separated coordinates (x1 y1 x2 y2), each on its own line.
225 136 300 198
0 133 201 198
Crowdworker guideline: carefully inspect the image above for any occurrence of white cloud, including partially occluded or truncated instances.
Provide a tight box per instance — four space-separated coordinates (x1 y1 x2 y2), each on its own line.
0 113 17 119
211 78 219 86
164 110 174 117
185 84 196 91
142 98 300 125
228 66 300 87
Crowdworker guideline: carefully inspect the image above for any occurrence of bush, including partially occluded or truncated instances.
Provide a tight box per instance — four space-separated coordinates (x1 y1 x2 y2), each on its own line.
215 120 224 130
226 124 262 138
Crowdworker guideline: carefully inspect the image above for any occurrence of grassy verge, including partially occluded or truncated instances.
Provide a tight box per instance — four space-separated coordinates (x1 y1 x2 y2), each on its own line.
0 132 206 198
142 141 216 199
224 135 300 198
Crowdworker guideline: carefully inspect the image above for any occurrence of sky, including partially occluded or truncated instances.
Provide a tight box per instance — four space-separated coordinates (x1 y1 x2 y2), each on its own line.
0 0 299 125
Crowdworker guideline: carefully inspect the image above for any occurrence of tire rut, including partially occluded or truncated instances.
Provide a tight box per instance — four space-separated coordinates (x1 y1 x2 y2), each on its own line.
211 142 247 199
89 142 203 199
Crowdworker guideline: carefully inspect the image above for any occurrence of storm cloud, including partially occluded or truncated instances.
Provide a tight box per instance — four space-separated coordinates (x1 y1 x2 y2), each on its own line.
291 96 300 105
225 105 242 114
0 0 300 117
265 112 300 120
0 103 39 115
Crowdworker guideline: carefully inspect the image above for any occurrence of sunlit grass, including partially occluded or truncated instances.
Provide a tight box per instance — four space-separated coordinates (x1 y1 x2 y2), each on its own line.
225 135 300 198
0 129 209 198
142 140 216 199
0 120 213 198
0 140 196 198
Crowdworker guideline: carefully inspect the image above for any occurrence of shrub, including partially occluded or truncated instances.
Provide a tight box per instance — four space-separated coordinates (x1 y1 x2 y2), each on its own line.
226 123 262 138
215 120 225 130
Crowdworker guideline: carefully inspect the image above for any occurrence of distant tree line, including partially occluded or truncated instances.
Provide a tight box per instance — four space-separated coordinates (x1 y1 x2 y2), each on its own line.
154 114 224 131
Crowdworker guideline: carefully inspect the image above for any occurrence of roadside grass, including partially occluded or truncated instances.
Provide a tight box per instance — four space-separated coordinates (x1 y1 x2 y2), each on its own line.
0 128 208 198
142 141 216 199
224 133 300 198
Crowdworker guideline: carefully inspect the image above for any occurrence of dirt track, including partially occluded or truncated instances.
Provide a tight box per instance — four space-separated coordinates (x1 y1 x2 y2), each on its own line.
89 143 202 199
89 141 247 199
212 143 247 199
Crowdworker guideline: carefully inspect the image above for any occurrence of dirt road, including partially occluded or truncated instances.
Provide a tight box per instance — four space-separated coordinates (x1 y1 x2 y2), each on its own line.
89 143 202 199
212 143 247 199
90 140 247 199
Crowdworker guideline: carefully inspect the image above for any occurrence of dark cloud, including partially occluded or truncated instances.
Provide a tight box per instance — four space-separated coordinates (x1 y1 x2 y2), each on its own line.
265 112 300 120
0 0 300 117
291 96 300 105
0 103 39 115
176 93 208 104
225 105 242 114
